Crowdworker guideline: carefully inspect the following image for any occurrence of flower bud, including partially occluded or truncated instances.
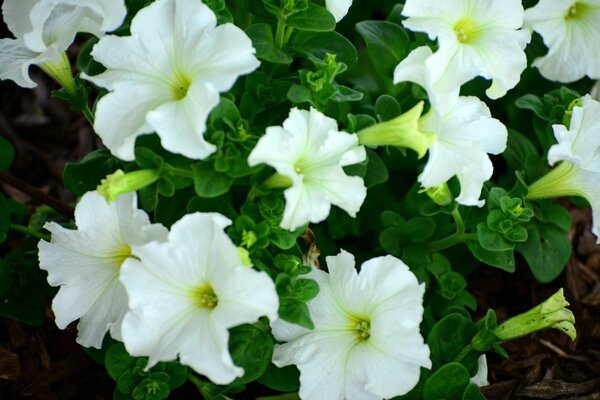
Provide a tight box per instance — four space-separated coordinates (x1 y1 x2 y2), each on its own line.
357 101 434 158
97 169 160 203
493 288 576 341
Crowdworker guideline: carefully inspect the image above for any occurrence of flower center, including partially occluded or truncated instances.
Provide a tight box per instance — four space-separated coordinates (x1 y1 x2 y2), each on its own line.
192 283 218 309
353 319 371 341
565 2 589 19
453 18 481 44
110 244 132 265
172 70 192 101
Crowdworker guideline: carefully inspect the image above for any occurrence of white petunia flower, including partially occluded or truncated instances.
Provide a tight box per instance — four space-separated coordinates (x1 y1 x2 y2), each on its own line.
394 52 507 206
37 191 168 349
419 96 507 207
247 107 367 231
272 250 431 400
0 0 126 88
119 212 279 384
84 0 260 161
402 0 530 99
524 0 600 82
527 95 600 241
592 80 600 101
326 0 352 22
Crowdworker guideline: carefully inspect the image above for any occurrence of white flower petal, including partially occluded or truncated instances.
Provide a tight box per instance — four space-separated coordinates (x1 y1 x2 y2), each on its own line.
548 95 600 171
23 0 126 53
146 81 219 160
0 38 41 88
1 0 36 38
470 355 489 387
348 342 425 398
92 85 168 161
393 46 459 113
325 0 352 22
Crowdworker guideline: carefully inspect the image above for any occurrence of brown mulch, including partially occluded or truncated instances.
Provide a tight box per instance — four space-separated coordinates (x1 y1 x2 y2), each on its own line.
0 34 599 400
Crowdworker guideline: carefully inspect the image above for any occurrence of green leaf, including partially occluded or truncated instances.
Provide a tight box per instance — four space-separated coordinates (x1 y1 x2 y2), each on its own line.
515 223 571 283
424 363 471 400
515 94 547 119
427 313 477 367
278 297 313 329
0 194 9 243
363 149 388 188
287 83 314 105
466 240 515 272
477 224 514 252
229 324 273 385
463 383 486 400
356 20 410 78
0 136 15 171
105 343 138 381
257 363 300 392
192 162 234 198
245 24 292 64
289 31 358 68
63 149 123 196
375 94 402 121
286 3 335 32
154 188 194 228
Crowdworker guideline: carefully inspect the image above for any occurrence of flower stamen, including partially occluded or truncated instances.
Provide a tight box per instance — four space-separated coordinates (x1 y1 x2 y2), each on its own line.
192 283 218 309
453 18 482 44
354 319 371 341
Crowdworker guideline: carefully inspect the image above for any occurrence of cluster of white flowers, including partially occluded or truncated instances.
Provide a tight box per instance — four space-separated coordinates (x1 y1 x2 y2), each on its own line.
38 191 430 395
38 192 280 383
18 0 600 396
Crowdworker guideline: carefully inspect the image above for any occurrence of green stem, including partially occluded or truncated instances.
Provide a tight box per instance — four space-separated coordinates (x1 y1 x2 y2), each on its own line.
283 26 295 46
10 224 49 241
162 165 194 179
83 104 95 126
453 344 474 363
188 374 205 392
428 208 466 253
275 14 287 49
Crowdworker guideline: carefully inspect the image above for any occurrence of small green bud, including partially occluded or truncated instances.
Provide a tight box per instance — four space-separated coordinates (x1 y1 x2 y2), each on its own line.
493 288 576 341
241 229 258 248
97 169 160 202
357 101 434 158
421 182 453 206
562 97 584 128
237 247 253 267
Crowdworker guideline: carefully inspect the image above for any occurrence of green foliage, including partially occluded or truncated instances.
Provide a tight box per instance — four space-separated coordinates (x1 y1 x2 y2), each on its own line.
0 136 15 171
105 343 188 400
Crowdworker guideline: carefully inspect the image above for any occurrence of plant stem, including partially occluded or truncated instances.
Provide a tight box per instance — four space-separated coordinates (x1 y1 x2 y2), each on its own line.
9 224 49 241
275 14 287 49
0 172 74 218
83 104 95 126
428 208 466 253
162 165 194 179
453 344 474 363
